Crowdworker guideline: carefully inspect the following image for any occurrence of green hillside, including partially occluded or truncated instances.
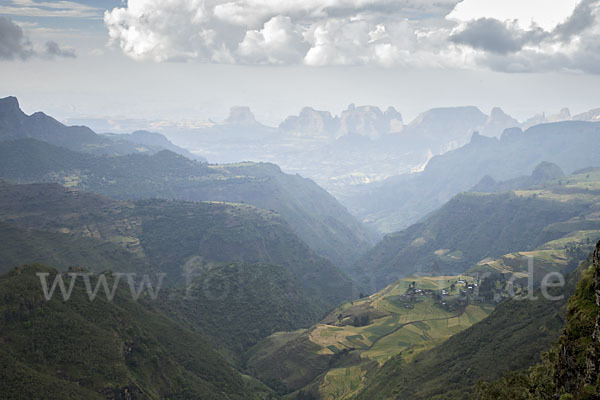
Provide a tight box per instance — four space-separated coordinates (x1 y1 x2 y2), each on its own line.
246 275 494 398
354 251 592 400
0 221 152 275
0 138 372 269
355 168 600 291
0 181 354 364
0 265 272 399
159 262 324 360
246 229 597 399
0 180 353 307
475 243 600 399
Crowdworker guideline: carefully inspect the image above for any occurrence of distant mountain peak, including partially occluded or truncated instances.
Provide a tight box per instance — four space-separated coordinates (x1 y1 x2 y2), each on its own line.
547 107 571 122
477 107 521 137
279 107 339 137
0 96 19 107
409 106 486 126
0 97 204 161
471 174 497 192
384 106 402 118
573 107 600 122
225 106 257 125
490 107 509 118
384 106 403 133
0 96 24 118
531 161 564 182
338 104 396 140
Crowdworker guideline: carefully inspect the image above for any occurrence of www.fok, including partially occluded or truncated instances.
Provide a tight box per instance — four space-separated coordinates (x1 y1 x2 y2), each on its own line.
36 272 166 302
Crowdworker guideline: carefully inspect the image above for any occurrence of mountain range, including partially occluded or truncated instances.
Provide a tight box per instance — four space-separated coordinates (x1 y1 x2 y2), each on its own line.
0 96 206 162
160 103 600 204
343 121 600 234
0 136 373 269
2 94 600 399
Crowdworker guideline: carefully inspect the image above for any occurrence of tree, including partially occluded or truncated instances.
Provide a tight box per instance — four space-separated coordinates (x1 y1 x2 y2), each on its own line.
479 277 496 302
360 315 369 326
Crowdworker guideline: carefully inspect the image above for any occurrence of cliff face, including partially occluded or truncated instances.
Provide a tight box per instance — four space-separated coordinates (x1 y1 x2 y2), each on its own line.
554 241 600 399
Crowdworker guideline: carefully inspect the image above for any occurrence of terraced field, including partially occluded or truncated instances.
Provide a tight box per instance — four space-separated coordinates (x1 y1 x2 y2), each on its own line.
247 275 494 399
313 276 492 361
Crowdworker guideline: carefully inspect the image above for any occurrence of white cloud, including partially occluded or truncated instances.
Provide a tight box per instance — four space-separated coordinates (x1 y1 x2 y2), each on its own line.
103 0 600 73
105 0 459 66
304 19 373 66
448 0 581 30
237 16 308 64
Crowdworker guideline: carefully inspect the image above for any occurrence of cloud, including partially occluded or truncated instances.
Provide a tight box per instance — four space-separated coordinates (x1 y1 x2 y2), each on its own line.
450 18 547 54
44 40 76 58
103 0 600 74
0 16 76 61
0 16 34 60
104 0 460 66
448 0 600 74
553 0 597 40
237 16 308 64
447 0 581 31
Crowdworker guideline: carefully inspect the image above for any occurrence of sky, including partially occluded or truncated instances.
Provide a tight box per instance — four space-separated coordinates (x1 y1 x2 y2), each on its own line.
1 0 599 128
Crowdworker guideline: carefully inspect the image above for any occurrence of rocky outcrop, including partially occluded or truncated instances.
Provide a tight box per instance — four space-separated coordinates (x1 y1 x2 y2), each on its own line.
477 107 521 138
279 107 340 137
338 104 403 140
573 108 600 122
279 104 404 140
224 106 257 125
548 108 572 123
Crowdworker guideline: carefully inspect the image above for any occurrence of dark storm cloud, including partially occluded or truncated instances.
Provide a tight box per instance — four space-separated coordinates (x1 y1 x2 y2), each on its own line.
0 16 33 60
0 17 76 61
477 32 600 75
449 18 547 54
454 1 600 74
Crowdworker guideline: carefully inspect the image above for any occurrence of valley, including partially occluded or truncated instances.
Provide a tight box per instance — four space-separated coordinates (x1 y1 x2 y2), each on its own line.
0 96 599 399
